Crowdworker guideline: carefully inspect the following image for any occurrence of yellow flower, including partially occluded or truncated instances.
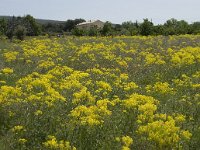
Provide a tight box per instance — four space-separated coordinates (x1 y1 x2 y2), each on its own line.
37 60 55 69
170 47 200 66
122 146 130 150
146 82 174 95
1 68 13 74
34 110 43 116
73 87 95 104
0 80 6 84
124 82 138 91
70 103 111 126
174 114 186 123
137 116 192 147
122 136 133 147
96 81 112 92
18 138 27 144
120 73 129 81
12 125 24 132
4 51 18 62
43 135 76 150
181 130 192 140
115 137 120 142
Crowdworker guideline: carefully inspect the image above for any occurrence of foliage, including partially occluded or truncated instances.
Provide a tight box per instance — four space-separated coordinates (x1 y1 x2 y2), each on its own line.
14 25 26 40
140 19 154 36
71 28 86 36
3 15 41 40
0 19 7 36
121 21 138 36
88 27 100 36
1 16 200 37
101 21 114 36
23 15 41 36
5 16 16 40
191 22 200 34
64 19 85 32
163 19 190 35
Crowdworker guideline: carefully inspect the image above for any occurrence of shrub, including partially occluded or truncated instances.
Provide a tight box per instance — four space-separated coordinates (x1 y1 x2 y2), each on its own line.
15 25 27 41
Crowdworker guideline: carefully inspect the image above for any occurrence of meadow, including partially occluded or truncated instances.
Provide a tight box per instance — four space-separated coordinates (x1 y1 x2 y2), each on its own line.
0 35 200 150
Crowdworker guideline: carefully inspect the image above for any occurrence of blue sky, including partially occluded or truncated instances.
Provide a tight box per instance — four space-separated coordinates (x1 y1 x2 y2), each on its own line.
0 0 199 24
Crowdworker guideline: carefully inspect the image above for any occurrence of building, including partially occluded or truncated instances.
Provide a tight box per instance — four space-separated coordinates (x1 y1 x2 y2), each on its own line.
76 20 105 30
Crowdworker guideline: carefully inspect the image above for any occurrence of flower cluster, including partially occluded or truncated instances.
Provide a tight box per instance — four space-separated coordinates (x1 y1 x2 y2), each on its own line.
0 35 199 149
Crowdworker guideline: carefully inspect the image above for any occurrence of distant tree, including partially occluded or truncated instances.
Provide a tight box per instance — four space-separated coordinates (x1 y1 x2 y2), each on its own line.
153 25 165 35
56 23 65 33
2 16 200 37
15 25 26 40
64 20 74 32
190 22 200 34
113 24 123 35
88 27 99 36
42 23 54 33
23 15 41 36
140 19 154 36
74 19 85 26
71 28 85 36
42 22 64 34
6 28 14 41
163 18 178 35
120 28 131 36
164 18 178 27
163 19 190 35
122 21 138 35
0 18 7 35
6 16 16 41
176 20 190 34
64 19 85 32
101 22 114 36
114 24 122 31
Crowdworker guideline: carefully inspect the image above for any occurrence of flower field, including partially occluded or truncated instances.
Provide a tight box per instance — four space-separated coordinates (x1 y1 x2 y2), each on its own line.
0 35 200 149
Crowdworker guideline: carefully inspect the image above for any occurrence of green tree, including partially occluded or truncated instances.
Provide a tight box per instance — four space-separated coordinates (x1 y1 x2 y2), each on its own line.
0 18 7 35
176 20 190 34
140 19 154 36
163 19 190 35
64 19 85 32
42 22 64 34
6 16 16 41
15 25 27 40
120 28 130 36
163 18 178 35
122 21 138 36
71 28 85 36
23 15 41 36
153 25 165 35
88 27 99 36
190 22 200 34
101 21 114 36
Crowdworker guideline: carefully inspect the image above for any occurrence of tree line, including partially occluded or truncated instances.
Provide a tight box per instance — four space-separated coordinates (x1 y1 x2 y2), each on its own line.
0 15 200 40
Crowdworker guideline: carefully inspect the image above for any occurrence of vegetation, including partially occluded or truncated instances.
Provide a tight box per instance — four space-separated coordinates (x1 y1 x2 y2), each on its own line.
14 25 26 41
0 15 200 40
0 35 200 149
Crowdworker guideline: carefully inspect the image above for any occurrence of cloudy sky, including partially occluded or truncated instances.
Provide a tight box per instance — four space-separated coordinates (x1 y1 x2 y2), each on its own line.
0 0 199 24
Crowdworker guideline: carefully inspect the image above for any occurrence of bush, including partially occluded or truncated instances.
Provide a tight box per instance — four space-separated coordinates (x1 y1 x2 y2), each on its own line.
71 28 85 36
15 25 27 41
